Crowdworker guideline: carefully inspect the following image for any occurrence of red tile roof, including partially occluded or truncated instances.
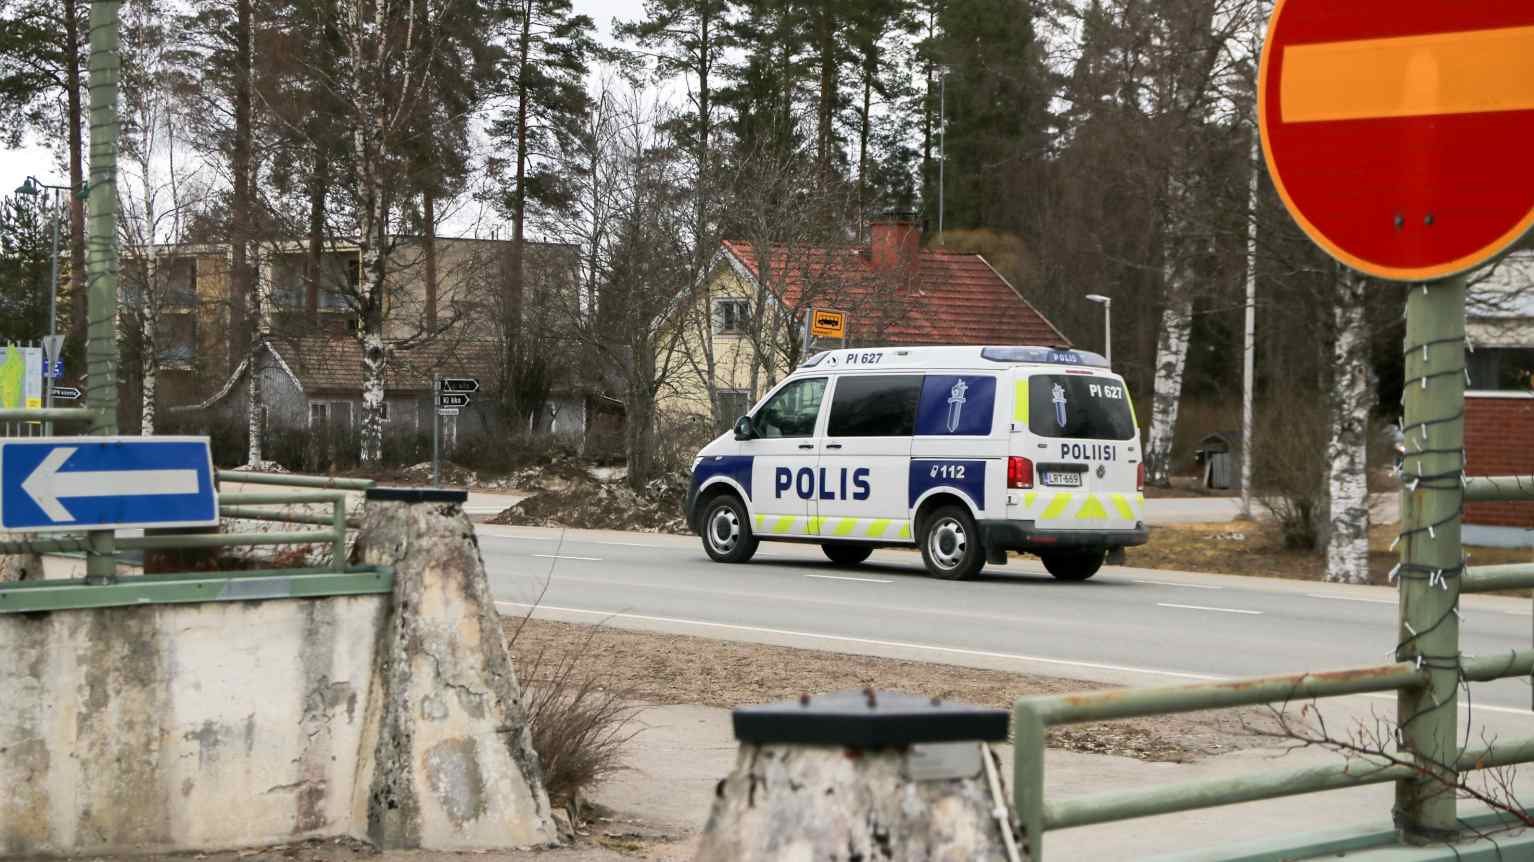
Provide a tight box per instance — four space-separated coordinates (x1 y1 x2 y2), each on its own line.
719 239 1069 347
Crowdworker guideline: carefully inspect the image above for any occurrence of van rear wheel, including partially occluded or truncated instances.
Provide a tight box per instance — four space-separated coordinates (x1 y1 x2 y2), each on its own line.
701 495 758 564
1041 548 1105 581
920 505 984 581
822 543 872 566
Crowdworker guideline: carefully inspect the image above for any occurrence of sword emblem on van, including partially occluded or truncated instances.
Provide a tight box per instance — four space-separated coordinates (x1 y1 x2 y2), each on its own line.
1052 383 1068 427
946 378 969 432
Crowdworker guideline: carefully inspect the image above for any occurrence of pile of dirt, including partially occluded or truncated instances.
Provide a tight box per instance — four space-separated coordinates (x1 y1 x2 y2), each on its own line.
399 460 479 486
490 471 691 534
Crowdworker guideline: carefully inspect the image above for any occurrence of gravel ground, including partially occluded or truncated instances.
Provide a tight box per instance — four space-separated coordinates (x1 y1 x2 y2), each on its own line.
504 617 1276 764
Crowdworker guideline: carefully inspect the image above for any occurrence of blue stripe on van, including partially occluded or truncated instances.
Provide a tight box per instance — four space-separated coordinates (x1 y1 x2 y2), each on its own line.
908 459 985 511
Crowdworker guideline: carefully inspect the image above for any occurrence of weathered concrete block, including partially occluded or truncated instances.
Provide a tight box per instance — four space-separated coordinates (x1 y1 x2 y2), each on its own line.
0 595 387 856
696 743 1019 861
356 490 555 850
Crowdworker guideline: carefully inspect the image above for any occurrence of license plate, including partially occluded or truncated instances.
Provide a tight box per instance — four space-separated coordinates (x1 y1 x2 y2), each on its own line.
1044 471 1082 487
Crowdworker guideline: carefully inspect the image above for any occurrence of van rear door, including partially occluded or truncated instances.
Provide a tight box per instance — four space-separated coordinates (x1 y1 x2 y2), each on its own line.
1019 370 1140 532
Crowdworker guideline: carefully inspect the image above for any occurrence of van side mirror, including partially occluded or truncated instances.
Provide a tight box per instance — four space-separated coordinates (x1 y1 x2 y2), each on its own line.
733 415 756 440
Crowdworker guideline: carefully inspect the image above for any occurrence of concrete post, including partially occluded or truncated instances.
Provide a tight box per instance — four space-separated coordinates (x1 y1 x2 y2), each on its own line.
696 690 1018 861
1394 276 1465 844
354 487 555 851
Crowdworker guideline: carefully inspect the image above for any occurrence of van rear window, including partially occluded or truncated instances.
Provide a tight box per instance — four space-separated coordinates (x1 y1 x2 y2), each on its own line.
1028 375 1136 441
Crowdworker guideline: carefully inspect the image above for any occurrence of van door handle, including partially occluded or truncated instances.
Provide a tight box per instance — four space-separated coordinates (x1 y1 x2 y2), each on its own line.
825 443 843 450
798 443 815 450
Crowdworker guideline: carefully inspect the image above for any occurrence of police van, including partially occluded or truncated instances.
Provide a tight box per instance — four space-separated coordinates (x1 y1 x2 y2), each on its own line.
684 345 1148 581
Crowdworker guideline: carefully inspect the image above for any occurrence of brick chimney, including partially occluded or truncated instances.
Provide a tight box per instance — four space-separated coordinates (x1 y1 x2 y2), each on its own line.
868 212 919 272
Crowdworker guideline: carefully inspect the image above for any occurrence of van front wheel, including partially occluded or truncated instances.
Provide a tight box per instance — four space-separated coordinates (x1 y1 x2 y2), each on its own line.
920 506 984 581
701 495 758 564
1041 548 1105 581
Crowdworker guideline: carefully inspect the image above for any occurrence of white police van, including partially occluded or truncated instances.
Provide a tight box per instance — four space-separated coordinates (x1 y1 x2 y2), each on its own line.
685 345 1148 581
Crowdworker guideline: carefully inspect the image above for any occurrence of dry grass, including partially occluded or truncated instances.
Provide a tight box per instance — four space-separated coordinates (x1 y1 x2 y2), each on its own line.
1125 520 1531 587
505 617 1275 764
507 617 644 807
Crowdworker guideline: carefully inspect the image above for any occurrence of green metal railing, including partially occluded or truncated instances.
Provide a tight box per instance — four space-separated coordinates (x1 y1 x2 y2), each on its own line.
1014 480 1534 859
0 565 394 613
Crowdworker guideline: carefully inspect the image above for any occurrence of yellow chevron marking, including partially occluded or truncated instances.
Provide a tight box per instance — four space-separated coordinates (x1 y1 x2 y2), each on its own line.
754 514 765 530
1109 493 1136 521
807 516 826 535
1136 493 1145 508
1024 491 1037 510
867 519 892 538
1076 495 1110 521
772 516 797 534
834 518 859 537
1014 379 1029 423
1041 493 1074 521
896 522 911 539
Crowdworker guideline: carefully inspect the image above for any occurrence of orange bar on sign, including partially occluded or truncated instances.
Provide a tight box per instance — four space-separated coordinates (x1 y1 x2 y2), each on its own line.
1281 25 1534 123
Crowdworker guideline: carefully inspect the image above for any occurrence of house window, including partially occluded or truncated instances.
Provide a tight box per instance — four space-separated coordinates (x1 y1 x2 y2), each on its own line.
1468 347 1534 391
157 315 197 369
717 389 752 423
164 257 197 307
714 298 750 334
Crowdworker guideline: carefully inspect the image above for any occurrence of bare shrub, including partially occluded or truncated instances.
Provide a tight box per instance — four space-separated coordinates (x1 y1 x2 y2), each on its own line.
655 408 718 474
1254 384 1328 550
509 618 641 807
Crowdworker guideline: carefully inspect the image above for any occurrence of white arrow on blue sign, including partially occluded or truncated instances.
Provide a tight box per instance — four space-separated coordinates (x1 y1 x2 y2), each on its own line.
0 436 218 532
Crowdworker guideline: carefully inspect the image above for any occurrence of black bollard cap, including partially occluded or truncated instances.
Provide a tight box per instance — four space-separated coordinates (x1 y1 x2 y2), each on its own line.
365 487 469 504
732 690 1008 747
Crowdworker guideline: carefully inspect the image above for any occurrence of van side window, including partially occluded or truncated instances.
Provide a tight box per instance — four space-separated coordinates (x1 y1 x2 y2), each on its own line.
827 374 922 437
755 377 826 438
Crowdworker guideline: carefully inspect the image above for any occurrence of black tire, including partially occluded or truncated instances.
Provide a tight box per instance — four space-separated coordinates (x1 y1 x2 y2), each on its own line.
1041 548 1105 581
822 543 873 566
919 505 984 580
700 494 758 563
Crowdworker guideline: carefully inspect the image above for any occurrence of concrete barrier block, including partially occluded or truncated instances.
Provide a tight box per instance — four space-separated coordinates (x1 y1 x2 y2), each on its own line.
356 488 555 851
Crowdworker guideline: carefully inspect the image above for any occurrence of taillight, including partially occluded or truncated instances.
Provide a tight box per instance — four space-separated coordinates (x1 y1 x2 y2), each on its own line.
1136 463 1145 491
1008 456 1034 489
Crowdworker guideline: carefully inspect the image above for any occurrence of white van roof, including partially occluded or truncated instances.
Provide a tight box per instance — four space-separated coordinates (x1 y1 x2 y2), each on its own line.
800 345 1111 372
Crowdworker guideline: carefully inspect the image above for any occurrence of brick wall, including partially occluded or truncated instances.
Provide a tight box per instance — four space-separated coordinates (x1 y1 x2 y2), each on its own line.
1465 393 1534 529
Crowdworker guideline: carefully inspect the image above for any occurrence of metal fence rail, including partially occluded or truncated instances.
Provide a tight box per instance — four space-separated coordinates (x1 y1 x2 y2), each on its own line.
0 565 394 613
1015 473 1534 859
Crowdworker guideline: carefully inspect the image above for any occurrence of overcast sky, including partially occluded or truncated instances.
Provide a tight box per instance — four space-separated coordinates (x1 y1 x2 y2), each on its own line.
0 0 638 205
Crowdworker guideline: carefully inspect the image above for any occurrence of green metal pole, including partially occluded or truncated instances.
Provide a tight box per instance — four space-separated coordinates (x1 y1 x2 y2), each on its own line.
84 0 120 584
1012 706 1046 861
1394 275 1464 844
332 498 347 572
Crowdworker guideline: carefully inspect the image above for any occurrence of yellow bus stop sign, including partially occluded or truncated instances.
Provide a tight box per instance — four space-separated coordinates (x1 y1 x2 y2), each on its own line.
809 308 847 339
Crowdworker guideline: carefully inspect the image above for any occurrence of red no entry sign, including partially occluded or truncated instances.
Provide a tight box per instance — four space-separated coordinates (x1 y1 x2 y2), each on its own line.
1259 1 1534 282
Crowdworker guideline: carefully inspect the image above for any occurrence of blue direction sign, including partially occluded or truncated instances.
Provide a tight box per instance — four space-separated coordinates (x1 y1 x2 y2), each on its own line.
0 436 217 532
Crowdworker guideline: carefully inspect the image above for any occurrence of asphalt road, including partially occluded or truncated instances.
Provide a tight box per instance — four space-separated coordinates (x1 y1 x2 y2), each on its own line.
480 522 1533 725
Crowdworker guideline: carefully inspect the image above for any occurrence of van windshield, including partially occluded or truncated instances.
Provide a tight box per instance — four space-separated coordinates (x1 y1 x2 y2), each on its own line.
1027 374 1136 441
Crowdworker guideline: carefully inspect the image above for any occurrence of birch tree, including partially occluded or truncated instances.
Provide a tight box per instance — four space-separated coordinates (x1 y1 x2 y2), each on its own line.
1323 266 1371 582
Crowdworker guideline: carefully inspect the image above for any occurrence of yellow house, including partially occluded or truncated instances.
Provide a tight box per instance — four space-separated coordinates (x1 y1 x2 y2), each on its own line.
666 215 1070 427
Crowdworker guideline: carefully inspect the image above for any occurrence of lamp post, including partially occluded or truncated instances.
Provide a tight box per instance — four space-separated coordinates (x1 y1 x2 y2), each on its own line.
15 176 70 433
1085 294 1112 365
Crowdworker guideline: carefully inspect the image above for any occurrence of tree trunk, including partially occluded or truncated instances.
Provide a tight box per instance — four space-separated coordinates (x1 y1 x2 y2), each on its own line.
696 743 1018 861
356 493 556 849
140 299 157 435
351 0 389 466
625 387 657 490
1324 269 1371 583
230 0 254 372
857 60 872 240
307 154 327 320
1145 285 1193 488
813 6 836 174
423 188 438 330
505 0 531 422
64 0 87 349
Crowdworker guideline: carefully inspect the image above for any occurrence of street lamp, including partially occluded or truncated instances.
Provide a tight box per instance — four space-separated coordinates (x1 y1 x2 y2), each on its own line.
15 175 71 430
1085 293 1112 365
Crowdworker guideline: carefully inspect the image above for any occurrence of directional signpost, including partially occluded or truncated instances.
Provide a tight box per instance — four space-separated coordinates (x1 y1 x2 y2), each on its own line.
432 376 480 486
0 437 217 532
1260 1 1534 845
50 386 80 401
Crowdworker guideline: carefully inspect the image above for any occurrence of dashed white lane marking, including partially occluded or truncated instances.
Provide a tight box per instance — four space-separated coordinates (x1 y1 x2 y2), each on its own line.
532 554 602 562
805 574 894 584
1157 602 1263 616
1307 594 1396 605
1136 579 1224 590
